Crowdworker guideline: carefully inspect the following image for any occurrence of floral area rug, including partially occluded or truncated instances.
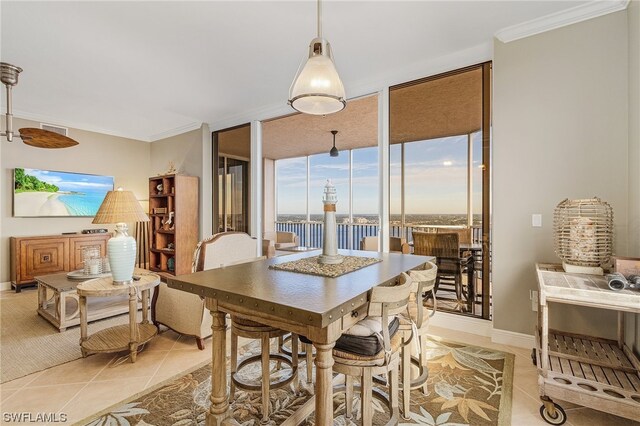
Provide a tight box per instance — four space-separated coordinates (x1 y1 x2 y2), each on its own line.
81 337 514 426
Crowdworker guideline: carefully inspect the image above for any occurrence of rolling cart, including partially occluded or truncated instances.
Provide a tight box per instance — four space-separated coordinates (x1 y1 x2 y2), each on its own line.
534 264 640 425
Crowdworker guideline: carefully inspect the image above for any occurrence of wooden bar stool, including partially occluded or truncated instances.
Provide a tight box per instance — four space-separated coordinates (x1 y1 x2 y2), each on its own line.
399 262 437 417
230 319 299 424
332 272 414 426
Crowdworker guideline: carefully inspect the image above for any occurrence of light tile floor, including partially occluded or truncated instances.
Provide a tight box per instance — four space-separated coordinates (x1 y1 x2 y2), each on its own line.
0 324 637 425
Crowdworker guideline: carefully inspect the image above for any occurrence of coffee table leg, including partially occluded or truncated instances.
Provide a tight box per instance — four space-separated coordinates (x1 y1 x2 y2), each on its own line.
38 282 46 310
79 295 88 357
314 342 336 425
129 287 138 363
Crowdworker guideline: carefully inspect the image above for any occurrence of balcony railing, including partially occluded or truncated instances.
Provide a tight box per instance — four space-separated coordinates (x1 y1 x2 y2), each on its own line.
275 221 482 249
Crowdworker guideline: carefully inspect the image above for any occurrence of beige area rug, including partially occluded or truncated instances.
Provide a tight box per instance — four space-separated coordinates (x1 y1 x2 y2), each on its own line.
82 338 514 426
1 288 128 383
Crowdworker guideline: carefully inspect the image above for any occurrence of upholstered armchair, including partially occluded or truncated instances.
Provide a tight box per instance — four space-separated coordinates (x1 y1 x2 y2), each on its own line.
359 236 411 254
152 232 259 349
263 231 299 250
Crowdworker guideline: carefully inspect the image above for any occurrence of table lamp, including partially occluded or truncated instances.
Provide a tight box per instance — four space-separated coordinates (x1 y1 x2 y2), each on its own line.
92 188 149 284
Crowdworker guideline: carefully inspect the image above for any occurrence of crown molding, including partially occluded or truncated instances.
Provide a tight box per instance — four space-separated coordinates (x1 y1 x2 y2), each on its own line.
495 0 630 43
148 121 203 142
12 109 203 142
12 109 151 142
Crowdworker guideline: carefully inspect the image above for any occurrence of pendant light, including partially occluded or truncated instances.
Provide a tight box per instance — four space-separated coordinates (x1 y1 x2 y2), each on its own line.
288 0 346 115
1 62 79 148
329 130 339 157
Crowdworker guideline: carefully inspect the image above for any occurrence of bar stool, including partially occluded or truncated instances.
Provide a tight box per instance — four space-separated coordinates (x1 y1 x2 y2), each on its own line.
399 262 437 417
230 318 299 424
279 334 315 385
332 272 414 425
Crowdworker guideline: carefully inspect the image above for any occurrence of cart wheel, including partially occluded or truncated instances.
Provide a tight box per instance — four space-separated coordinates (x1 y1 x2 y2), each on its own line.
531 348 537 366
539 403 566 425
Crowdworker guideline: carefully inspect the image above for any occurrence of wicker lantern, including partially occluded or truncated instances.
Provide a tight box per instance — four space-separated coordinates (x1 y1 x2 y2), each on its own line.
553 197 613 275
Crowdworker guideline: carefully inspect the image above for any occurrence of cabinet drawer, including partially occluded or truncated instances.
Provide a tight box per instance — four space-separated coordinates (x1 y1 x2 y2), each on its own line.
341 303 368 332
20 240 69 283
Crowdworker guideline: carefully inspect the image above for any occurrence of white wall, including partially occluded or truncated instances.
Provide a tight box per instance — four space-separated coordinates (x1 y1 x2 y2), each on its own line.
149 124 211 240
1 117 150 283
493 11 629 338
626 0 640 355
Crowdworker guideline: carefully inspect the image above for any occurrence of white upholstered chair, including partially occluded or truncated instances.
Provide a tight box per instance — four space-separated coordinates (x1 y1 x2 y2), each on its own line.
263 231 299 249
359 236 411 254
152 232 259 349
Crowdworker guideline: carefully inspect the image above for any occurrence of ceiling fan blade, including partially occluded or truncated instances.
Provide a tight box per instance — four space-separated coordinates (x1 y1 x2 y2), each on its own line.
18 128 79 149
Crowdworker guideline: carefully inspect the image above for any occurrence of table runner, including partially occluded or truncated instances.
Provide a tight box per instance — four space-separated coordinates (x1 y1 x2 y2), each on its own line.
269 255 381 278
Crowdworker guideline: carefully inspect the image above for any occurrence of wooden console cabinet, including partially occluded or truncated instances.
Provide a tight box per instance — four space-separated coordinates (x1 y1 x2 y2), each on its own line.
10 233 110 292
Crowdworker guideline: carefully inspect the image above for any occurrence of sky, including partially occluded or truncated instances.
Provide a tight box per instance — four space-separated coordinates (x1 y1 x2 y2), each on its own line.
276 133 483 215
22 169 114 194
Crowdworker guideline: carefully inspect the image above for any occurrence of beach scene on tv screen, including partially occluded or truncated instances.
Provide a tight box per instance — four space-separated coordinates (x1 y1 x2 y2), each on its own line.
14 168 113 217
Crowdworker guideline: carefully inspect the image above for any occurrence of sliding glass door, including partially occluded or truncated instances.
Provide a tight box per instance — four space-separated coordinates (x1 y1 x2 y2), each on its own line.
213 124 251 234
389 63 492 319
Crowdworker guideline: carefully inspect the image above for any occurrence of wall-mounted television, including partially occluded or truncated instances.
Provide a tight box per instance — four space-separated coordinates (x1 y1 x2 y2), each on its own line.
13 168 114 217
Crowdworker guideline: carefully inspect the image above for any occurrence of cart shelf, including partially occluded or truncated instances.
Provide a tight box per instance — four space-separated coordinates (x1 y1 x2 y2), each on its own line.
534 263 640 424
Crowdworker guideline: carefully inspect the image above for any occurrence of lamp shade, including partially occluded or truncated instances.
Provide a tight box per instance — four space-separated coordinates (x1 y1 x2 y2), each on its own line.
92 190 149 224
289 38 346 115
92 189 148 284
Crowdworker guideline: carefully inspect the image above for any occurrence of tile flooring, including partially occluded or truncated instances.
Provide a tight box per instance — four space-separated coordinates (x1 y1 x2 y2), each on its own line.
0 323 637 425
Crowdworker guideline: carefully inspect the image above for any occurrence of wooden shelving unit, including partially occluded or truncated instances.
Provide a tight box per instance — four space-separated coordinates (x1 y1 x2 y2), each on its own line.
148 174 199 277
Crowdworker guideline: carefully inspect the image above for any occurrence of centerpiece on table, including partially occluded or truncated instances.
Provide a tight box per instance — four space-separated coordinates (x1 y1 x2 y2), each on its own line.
318 179 343 265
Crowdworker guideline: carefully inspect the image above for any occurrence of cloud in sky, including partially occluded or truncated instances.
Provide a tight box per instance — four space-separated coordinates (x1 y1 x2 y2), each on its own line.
276 136 481 215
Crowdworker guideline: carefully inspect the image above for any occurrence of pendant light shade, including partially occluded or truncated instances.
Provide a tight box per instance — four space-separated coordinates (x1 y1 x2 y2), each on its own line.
288 0 346 115
329 130 339 157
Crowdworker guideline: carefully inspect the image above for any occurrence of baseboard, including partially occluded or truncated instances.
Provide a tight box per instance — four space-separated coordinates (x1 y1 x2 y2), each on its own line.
430 311 493 337
491 328 535 349
1 281 12 291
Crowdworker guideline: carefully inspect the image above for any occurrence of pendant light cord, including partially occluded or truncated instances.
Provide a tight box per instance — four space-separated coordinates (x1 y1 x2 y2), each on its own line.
317 0 322 39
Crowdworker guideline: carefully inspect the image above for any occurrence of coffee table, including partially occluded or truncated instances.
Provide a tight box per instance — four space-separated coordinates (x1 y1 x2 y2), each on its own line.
36 268 148 332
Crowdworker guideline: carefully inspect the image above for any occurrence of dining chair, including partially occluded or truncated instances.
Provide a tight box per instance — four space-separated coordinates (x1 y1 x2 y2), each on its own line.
412 231 473 312
359 236 411 254
332 272 414 425
152 231 259 349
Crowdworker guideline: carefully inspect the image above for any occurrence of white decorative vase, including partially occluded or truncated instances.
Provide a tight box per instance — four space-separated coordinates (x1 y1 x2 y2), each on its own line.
108 223 136 284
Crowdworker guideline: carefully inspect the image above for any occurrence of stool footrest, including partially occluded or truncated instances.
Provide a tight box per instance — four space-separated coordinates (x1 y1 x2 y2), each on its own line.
232 353 298 392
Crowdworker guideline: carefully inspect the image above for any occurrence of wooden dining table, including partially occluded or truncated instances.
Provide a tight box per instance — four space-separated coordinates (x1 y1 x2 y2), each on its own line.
167 249 431 426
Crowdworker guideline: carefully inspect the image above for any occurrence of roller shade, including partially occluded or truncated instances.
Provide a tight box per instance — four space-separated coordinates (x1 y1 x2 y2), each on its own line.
390 66 482 144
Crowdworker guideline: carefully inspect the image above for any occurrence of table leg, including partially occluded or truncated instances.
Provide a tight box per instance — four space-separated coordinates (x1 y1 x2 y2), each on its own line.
38 282 47 310
540 303 549 375
206 303 239 426
141 289 149 324
617 311 624 349
59 291 67 326
79 295 88 357
129 287 138 363
314 342 335 425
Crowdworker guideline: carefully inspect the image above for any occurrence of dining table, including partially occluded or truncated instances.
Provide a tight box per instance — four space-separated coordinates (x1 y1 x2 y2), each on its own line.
167 248 432 426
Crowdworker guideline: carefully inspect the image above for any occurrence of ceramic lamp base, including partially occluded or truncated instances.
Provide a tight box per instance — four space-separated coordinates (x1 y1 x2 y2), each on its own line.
108 223 137 285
